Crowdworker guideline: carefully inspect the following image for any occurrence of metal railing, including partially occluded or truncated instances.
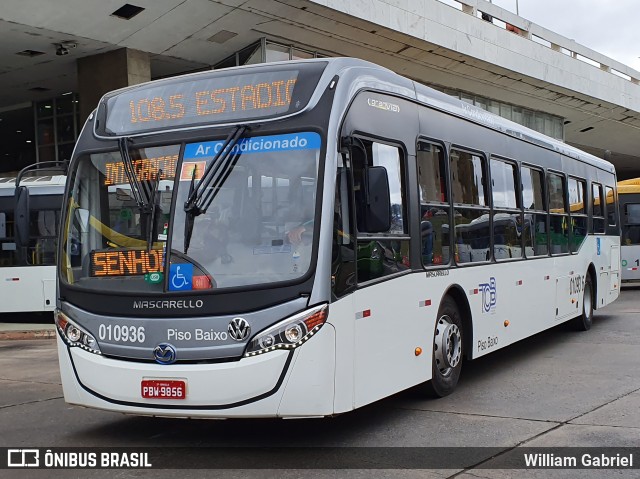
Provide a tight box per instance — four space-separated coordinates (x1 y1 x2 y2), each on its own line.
438 0 640 85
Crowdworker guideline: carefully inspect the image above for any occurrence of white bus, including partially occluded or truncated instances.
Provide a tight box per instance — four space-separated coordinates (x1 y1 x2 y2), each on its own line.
618 178 640 282
0 164 66 314
55 58 620 418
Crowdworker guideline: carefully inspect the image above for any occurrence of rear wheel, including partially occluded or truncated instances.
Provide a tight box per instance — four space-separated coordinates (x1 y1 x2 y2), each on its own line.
572 273 593 331
424 296 464 397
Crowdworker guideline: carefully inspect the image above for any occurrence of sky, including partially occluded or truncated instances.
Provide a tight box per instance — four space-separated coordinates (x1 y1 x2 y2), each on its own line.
489 0 640 72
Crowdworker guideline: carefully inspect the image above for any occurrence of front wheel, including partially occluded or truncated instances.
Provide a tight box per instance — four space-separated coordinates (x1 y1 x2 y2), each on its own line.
572 274 593 331
423 296 464 397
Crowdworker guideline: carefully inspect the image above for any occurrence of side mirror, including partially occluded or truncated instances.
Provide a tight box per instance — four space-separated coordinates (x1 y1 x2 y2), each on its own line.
363 166 391 233
14 185 30 246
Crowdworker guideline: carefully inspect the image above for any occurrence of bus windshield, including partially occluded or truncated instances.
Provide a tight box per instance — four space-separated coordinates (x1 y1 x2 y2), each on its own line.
61 131 321 292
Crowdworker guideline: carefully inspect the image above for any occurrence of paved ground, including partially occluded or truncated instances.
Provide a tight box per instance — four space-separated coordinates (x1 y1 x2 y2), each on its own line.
1 289 639 478
0 312 54 340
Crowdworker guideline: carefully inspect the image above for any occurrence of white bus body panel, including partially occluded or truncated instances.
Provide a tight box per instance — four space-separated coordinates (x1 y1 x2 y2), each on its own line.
462 236 619 354
342 235 619 411
352 273 431 409
57 325 336 418
0 265 56 313
609 245 620 299
276 323 335 416
330 295 356 414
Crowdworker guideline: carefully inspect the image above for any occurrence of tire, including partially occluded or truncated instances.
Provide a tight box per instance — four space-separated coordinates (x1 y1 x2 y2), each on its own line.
572 273 593 331
424 296 464 397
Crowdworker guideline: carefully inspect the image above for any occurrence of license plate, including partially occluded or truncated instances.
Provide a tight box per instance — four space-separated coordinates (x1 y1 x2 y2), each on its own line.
141 379 187 399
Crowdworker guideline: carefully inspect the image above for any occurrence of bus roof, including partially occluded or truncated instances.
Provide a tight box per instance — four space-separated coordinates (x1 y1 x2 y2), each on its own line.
94 57 614 174
333 58 615 174
0 174 66 196
618 178 640 195
290 57 614 174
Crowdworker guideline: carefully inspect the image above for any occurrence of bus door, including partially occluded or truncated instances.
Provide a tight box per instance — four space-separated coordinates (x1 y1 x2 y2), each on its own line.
338 92 423 407
606 186 620 297
345 138 425 408
609 245 620 294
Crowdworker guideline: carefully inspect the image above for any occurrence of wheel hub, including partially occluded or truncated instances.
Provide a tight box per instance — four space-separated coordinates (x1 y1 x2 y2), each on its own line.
583 282 592 318
434 315 462 374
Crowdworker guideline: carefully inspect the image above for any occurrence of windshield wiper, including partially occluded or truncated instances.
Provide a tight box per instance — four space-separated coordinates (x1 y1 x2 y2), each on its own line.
183 125 249 253
118 137 148 212
183 165 199 254
184 125 248 214
118 137 159 250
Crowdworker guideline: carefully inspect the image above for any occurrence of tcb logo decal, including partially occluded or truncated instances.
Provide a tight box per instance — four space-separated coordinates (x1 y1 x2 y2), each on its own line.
479 277 497 313
7 449 39 467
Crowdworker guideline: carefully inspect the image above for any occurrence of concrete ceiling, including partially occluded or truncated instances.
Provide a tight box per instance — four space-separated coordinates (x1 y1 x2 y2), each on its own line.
0 0 638 176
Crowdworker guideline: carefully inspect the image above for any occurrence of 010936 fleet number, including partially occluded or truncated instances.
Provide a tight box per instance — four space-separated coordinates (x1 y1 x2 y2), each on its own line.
98 324 146 343
569 275 584 296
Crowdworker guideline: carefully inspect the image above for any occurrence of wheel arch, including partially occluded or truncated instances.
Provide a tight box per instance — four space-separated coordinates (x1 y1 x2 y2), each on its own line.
442 284 473 359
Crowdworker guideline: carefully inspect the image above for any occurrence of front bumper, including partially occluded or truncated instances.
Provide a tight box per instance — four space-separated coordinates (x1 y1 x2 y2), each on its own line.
56 323 336 418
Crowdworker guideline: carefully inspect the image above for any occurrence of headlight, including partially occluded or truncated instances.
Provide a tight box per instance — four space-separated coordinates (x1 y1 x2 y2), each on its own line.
245 303 328 357
56 310 102 355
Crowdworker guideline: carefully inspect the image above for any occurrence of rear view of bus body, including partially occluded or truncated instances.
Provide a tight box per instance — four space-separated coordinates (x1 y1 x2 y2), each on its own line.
0 170 65 314
618 179 640 283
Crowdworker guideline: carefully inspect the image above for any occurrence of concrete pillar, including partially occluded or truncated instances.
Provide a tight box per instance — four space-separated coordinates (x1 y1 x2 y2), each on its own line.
77 48 151 123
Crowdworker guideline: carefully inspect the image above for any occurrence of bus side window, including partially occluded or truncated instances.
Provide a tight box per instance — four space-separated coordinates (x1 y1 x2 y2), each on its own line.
25 209 60 266
548 173 569 255
491 158 521 261
351 139 410 283
450 148 490 264
417 142 450 266
0 210 19 267
591 183 605 234
623 204 640 245
568 177 587 253
605 186 618 234
522 165 547 257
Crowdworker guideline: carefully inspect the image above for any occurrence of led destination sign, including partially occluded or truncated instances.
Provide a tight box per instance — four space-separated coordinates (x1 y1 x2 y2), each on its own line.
91 249 164 277
104 155 178 186
125 77 296 124
100 63 328 136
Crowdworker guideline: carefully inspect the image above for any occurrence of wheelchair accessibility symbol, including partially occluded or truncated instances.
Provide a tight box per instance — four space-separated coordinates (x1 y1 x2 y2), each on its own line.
169 263 193 291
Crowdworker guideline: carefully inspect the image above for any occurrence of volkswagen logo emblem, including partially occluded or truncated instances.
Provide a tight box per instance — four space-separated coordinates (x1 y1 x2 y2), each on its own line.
153 343 177 365
228 317 251 341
